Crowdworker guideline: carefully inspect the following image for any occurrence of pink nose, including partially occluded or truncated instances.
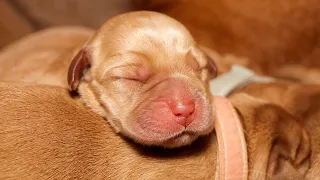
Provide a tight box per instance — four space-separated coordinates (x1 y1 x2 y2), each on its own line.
170 101 195 127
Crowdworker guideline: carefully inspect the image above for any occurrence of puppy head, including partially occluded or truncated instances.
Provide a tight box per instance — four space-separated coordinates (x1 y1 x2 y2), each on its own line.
67 11 217 148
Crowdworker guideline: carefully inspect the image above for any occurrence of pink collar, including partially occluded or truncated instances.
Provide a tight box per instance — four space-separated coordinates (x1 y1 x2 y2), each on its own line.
214 96 248 180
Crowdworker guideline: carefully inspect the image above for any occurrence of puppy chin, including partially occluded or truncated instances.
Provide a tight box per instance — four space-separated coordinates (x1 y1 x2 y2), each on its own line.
159 133 198 148
121 125 201 148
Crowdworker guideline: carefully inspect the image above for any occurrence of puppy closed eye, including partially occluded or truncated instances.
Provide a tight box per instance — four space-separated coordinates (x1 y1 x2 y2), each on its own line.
110 65 151 83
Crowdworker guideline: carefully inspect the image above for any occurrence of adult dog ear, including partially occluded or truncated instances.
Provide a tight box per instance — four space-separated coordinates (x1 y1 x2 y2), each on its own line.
67 48 91 91
267 111 311 180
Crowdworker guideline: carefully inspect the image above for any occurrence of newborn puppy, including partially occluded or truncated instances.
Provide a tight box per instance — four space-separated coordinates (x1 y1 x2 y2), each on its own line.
67 11 218 148
0 11 217 148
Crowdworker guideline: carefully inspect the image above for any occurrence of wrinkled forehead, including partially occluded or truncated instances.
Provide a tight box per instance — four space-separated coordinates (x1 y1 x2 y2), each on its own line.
89 15 196 65
117 26 194 56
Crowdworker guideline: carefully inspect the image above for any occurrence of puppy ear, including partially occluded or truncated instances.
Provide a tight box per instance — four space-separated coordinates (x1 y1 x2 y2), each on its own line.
206 54 218 78
67 48 90 91
187 46 218 78
267 113 311 180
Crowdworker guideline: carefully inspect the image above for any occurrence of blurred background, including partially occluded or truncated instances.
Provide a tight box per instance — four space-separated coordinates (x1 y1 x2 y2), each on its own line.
1 0 320 73
0 0 134 48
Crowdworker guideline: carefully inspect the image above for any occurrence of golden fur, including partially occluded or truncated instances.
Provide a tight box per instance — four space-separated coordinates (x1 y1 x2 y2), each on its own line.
0 81 313 179
68 11 219 148
0 11 220 148
0 26 93 86
0 8 318 179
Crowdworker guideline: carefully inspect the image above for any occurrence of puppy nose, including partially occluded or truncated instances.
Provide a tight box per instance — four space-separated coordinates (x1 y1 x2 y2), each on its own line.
170 101 195 127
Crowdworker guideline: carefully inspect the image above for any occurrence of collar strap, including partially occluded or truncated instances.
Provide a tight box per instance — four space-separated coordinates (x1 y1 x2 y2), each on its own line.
210 65 274 96
211 65 274 179
214 96 248 180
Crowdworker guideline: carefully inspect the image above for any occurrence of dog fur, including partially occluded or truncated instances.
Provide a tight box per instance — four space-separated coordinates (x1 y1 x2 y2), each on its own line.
0 81 313 179
0 11 219 148
0 26 93 87
0 8 318 179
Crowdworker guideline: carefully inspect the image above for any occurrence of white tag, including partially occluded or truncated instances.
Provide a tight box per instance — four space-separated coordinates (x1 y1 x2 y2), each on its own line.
210 65 274 96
